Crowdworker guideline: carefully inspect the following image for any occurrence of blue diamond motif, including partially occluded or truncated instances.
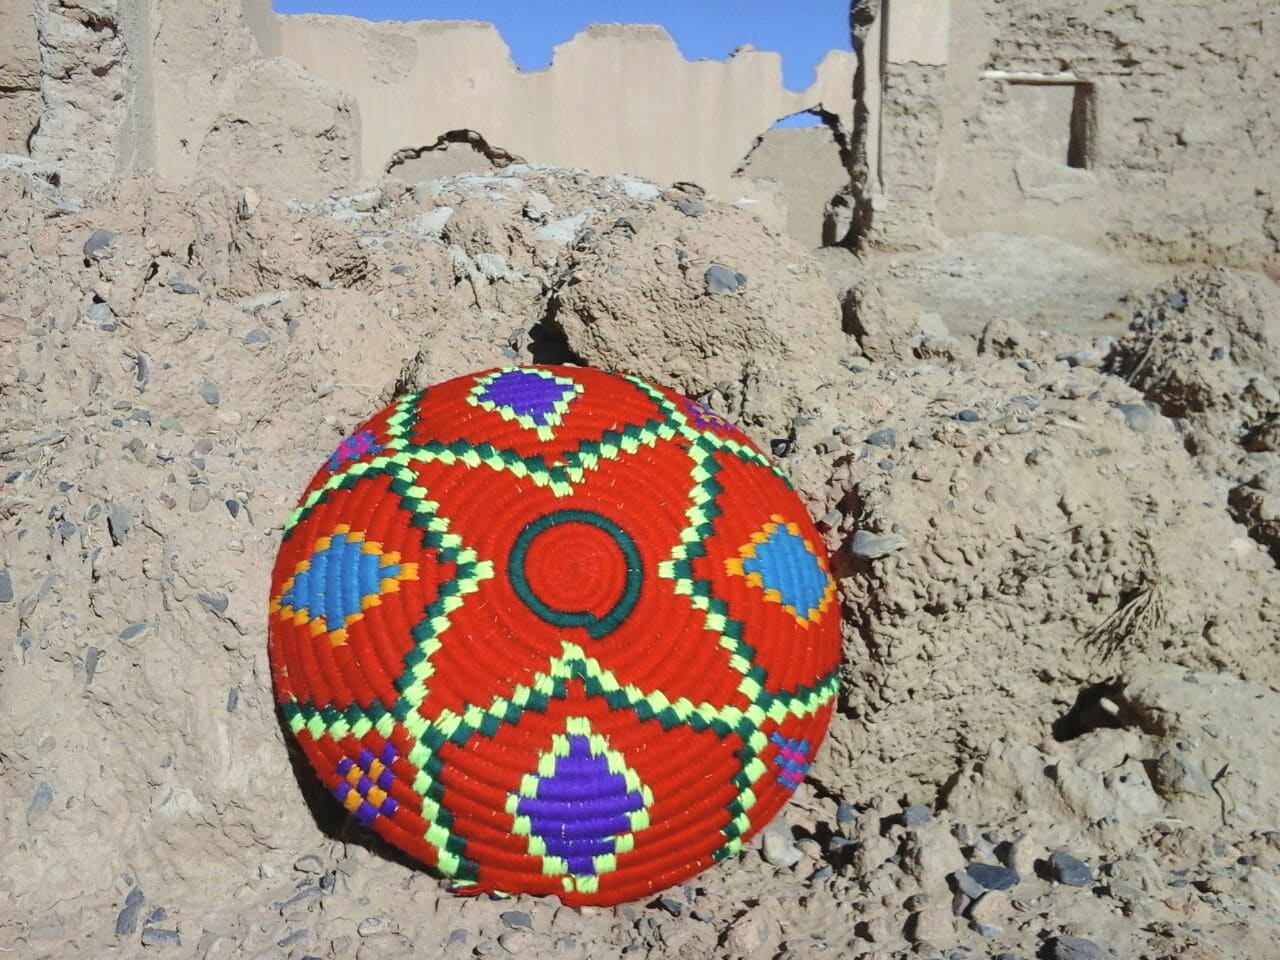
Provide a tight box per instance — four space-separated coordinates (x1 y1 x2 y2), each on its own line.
280 530 401 631
741 526 829 621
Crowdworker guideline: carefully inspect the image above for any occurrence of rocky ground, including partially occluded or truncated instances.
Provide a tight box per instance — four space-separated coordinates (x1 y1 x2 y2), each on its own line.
3 155 1280 959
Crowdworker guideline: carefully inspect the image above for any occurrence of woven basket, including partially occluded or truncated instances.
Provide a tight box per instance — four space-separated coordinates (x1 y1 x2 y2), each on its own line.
268 365 842 905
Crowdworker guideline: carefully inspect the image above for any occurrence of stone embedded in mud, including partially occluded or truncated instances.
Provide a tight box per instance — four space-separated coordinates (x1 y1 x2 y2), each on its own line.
761 820 803 868
901 804 933 827
83 228 114 258
107 502 132 545
1049 935 1111 960
1116 402 1155 433
675 198 706 217
964 862 1020 892
866 428 897 448
849 530 906 559
1048 851 1095 887
114 886 144 936
199 379 221 406
704 263 747 295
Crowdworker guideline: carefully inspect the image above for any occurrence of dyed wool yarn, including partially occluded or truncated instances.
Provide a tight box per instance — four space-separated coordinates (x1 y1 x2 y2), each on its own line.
268 365 842 905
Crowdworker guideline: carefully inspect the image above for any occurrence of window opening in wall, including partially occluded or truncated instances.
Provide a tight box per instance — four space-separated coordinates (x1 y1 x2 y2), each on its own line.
1066 82 1094 169
981 71 1095 170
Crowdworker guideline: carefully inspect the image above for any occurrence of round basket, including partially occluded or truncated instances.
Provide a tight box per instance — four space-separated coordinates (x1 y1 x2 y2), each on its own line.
268 365 842 905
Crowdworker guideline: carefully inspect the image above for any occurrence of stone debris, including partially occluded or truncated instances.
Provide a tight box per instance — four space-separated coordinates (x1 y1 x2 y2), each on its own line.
1049 851 1095 887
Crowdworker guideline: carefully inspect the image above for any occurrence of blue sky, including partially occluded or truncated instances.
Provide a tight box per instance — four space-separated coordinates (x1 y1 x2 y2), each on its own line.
272 2 851 124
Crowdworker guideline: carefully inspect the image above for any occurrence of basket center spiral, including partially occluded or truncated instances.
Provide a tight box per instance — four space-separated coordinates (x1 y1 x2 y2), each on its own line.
509 509 642 640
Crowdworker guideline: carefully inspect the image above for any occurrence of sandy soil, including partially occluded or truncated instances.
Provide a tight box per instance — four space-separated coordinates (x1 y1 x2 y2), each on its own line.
3 160 1280 960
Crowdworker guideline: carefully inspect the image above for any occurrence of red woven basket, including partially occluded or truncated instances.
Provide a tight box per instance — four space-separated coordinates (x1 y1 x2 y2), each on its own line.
268 365 842 905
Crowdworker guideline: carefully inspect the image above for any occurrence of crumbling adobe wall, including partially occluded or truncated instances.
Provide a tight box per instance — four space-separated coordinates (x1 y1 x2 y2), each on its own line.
853 0 1280 274
0 3 41 156
939 0 1279 274
6 0 357 199
733 126 851 248
275 16 857 205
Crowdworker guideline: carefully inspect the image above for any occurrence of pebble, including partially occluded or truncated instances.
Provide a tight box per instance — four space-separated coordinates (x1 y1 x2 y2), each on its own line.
849 530 906 559
107 502 132 545
357 916 393 937
1116 402 1154 434
704 264 747 295
242 329 270 345
619 179 660 201
140 928 181 947
971 921 1002 938
675 198 706 217
535 212 588 246
87 301 112 326
1152 748 1214 797
294 855 324 874
500 910 532 929
965 862 1020 891
1049 935 1111 960
119 622 146 640
953 409 982 422
1057 348 1103 368
85 646 101 683
952 869 985 899
836 801 857 825
1049 851 1095 887
189 487 211 513
128 350 149 391
522 193 553 221
278 929 308 947
657 896 683 916
498 930 533 953
901 804 933 827
115 886 145 935
866 428 897 448
1167 291 1188 311
169 279 200 295
225 499 240 518
446 928 468 946
761 820 803 868
83 228 115 257
26 781 53 826
226 687 239 712
0 569 13 603
197 593 229 615
199 379 221 405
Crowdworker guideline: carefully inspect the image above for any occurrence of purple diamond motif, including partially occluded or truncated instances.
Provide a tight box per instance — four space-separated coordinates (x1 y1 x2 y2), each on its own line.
518 735 644 875
479 370 576 426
